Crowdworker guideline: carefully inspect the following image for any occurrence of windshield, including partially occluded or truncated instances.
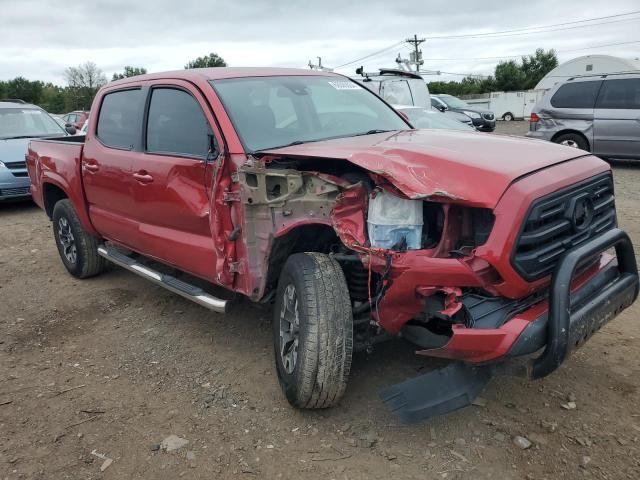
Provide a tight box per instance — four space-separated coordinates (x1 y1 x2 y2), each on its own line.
439 95 470 109
211 76 409 152
0 108 65 139
400 108 472 131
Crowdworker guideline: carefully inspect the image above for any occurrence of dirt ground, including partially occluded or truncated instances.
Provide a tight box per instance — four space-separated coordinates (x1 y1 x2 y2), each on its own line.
2 123 640 479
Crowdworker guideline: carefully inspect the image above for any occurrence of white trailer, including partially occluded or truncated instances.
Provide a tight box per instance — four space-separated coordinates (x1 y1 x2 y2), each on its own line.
464 90 545 121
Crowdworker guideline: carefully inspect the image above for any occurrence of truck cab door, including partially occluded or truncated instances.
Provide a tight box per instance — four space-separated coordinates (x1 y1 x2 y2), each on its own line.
82 87 145 244
593 78 640 159
127 82 221 280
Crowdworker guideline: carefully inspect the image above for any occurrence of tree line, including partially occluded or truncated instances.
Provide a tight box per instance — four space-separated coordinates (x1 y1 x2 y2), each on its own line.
2 49 556 111
428 49 558 96
0 53 227 114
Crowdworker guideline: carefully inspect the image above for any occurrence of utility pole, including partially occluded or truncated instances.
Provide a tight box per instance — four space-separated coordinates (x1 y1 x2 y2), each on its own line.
405 34 425 72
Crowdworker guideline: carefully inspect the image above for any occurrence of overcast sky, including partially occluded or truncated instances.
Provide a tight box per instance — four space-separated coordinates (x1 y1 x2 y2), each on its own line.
1 0 639 85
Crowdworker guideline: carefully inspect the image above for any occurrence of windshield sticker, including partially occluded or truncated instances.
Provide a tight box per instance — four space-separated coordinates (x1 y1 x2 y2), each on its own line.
328 81 361 90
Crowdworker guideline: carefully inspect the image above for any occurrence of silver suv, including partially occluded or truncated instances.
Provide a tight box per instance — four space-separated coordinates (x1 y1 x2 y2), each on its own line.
527 72 640 159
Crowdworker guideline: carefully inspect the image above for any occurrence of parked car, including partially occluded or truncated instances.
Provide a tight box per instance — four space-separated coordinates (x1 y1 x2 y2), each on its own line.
51 114 67 129
1 99 69 201
62 110 90 130
431 94 496 131
395 105 475 131
353 68 431 108
527 72 640 159
26 68 638 422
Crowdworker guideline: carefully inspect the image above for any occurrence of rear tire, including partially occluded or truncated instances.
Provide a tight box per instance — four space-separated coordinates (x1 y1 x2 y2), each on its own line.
273 252 353 409
503 112 514 122
52 199 106 279
553 133 589 151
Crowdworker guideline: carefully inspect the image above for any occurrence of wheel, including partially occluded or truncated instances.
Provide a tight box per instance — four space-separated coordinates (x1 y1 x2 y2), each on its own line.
52 199 107 278
553 133 589 151
502 112 514 122
273 252 353 409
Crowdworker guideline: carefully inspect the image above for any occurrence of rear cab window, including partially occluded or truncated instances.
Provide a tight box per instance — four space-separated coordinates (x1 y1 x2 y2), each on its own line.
96 89 144 149
550 80 602 109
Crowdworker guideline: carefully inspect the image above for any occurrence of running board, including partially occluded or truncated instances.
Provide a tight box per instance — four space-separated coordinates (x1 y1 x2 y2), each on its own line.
97 246 227 313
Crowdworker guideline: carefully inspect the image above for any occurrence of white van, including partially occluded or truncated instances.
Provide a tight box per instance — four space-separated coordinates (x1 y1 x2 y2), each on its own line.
352 69 431 108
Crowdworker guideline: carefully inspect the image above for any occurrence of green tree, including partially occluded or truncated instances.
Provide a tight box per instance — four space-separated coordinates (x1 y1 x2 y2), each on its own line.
64 61 107 110
520 48 558 90
184 53 227 69
3 77 43 104
494 60 528 92
39 83 66 113
428 76 496 96
0 81 7 99
112 66 148 81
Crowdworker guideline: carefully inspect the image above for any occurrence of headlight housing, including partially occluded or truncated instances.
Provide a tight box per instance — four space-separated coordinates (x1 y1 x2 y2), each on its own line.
463 111 481 119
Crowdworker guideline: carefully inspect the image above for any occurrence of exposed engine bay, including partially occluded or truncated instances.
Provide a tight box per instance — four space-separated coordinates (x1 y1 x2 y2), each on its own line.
237 153 500 353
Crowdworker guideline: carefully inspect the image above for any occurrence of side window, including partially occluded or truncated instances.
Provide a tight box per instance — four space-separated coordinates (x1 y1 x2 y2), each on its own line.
596 79 640 109
550 81 602 109
146 88 210 157
96 89 143 149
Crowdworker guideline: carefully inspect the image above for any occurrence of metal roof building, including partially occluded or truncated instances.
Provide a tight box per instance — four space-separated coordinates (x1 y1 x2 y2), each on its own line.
534 54 640 91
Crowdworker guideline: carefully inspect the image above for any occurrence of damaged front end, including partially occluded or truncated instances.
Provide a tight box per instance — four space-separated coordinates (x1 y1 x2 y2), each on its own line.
234 147 637 423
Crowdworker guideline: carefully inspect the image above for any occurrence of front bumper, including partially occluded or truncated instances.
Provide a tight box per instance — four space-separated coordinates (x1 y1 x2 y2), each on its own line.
0 169 31 201
420 228 639 378
472 117 496 131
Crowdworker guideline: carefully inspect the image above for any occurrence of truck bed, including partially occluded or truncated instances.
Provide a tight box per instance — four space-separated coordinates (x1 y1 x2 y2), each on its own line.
26 135 95 234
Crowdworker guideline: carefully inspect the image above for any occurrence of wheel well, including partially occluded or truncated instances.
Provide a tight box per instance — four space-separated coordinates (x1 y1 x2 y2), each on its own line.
263 224 341 300
550 130 590 150
503 112 513 118
43 183 68 218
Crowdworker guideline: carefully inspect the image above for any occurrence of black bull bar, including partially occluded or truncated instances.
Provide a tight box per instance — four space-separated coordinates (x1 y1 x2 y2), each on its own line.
381 227 638 423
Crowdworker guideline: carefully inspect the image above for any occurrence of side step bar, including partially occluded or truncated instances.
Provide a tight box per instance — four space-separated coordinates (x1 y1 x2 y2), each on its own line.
97 246 227 313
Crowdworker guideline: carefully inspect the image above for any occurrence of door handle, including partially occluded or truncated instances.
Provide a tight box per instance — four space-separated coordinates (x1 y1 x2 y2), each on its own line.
83 162 99 173
133 171 154 183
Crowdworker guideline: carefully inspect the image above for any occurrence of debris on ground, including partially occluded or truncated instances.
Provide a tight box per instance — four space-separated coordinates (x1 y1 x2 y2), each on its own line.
161 435 189 452
513 436 532 450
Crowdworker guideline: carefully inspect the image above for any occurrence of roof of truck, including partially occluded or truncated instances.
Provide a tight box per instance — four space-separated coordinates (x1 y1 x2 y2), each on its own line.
109 67 339 87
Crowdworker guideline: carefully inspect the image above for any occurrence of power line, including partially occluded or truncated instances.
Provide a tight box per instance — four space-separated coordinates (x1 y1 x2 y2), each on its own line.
427 10 640 40
428 14 640 40
419 40 640 61
332 10 640 73
334 41 405 69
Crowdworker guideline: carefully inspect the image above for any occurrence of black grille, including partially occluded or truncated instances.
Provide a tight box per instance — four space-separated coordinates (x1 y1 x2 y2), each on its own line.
3 160 28 177
512 173 616 281
0 186 30 197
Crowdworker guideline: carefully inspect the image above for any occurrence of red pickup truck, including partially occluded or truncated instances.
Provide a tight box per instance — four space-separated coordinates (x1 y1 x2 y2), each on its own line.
27 68 638 422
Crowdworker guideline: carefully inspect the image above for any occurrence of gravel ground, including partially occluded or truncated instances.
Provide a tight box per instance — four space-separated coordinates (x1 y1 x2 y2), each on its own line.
2 131 640 479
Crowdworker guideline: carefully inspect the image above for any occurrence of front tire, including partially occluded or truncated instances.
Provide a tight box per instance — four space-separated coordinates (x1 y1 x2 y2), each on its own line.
52 199 106 278
273 253 353 409
502 112 514 122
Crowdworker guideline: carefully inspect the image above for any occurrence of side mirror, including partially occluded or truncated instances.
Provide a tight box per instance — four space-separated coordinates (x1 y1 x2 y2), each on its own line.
437 104 447 112
65 125 77 135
